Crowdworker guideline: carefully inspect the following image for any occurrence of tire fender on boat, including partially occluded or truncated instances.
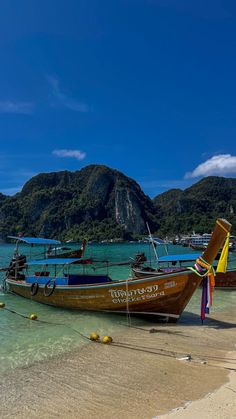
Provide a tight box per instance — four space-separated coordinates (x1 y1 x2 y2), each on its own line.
30 282 39 296
44 279 56 297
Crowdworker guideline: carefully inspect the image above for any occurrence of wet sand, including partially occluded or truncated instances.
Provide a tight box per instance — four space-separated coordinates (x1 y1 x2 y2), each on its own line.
1 310 236 419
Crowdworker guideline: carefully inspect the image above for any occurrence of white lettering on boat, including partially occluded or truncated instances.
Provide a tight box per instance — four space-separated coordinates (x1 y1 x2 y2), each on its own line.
108 284 159 299
164 281 176 289
68 295 103 299
110 289 165 304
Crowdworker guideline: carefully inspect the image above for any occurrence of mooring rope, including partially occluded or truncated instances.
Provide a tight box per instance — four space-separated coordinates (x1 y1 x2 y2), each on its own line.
1 306 91 341
125 277 131 327
1 305 236 370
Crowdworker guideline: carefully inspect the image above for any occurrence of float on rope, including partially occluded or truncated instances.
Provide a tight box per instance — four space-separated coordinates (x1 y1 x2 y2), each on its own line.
89 332 100 341
102 335 113 344
29 313 38 321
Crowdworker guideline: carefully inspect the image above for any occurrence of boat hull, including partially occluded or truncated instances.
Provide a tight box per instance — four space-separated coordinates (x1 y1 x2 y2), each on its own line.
212 270 236 290
6 270 201 321
47 249 83 259
132 268 236 290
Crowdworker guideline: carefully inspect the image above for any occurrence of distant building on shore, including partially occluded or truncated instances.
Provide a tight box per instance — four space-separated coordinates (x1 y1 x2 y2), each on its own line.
177 233 235 250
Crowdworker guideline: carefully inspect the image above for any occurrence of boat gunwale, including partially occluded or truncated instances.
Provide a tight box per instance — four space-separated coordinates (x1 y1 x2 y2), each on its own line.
6 268 193 291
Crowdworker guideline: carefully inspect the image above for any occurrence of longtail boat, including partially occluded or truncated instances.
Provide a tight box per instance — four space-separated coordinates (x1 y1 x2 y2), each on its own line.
46 239 87 260
132 248 236 290
4 218 231 322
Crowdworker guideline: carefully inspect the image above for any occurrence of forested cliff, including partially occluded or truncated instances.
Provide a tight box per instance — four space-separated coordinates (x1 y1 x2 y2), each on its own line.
0 166 235 240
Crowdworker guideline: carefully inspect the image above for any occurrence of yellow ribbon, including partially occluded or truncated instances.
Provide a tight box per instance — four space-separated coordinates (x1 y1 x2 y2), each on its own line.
216 232 230 273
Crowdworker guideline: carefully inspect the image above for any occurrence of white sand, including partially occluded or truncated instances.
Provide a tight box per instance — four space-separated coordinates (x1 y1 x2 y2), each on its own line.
160 368 236 419
1 312 236 419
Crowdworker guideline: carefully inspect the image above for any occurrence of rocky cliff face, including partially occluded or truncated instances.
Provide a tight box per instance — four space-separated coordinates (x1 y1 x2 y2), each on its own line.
114 186 145 232
0 165 158 240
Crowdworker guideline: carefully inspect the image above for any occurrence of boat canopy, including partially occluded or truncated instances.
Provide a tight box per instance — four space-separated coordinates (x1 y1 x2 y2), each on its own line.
158 253 200 263
8 236 61 245
27 258 82 265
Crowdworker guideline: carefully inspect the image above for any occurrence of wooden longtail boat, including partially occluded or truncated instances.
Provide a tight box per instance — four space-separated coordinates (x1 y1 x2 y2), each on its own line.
4 219 231 322
133 266 236 290
46 239 87 260
132 251 236 290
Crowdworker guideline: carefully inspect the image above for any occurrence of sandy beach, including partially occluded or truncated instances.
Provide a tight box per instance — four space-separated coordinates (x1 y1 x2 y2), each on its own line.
160 369 236 419
1 309 236 419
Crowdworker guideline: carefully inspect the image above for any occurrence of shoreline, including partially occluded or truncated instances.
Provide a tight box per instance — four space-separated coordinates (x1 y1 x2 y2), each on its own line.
1 309 236 418
159 365 236 419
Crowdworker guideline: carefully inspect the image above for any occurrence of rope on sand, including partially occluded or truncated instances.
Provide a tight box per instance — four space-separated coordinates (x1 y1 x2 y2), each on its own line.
1 305 236 370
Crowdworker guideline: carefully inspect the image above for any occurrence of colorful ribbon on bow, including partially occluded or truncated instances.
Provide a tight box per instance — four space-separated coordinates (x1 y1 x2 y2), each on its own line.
190 256 215 323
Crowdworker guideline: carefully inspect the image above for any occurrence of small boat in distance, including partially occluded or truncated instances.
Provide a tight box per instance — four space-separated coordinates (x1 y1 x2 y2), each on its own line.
46 239 87 260
4 218 231 322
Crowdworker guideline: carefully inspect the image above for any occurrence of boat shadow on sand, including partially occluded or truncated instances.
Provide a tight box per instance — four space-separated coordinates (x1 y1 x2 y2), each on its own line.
179 311 236 329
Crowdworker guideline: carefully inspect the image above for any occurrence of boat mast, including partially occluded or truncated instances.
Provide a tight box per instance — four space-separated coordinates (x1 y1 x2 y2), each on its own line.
146 222 159 264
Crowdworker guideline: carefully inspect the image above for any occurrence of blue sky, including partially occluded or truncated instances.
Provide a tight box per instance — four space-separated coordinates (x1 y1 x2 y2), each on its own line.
0 0 236 197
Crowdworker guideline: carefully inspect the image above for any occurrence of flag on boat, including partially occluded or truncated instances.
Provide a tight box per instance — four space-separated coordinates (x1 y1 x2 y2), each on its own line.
216 232 230 273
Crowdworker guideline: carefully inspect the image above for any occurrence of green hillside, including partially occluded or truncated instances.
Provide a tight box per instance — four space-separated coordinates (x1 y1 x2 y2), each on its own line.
154 176 236 237
0 168 235 241
0 165 158 241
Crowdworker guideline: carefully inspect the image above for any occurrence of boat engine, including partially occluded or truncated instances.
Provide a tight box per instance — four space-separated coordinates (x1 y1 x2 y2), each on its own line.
132 252 147 268
8 254 26 279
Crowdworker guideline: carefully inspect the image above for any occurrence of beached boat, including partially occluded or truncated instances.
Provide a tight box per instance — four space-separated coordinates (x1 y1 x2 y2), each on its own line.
4 219 231 322
132 239 236 290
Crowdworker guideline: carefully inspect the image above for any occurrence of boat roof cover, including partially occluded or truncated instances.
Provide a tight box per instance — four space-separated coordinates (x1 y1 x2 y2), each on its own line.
158 253 200 263
8 236 61 245
27 258 82 265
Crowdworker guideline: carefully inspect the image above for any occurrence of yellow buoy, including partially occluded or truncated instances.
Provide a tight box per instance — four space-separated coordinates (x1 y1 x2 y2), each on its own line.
89 332 100 341
29 313 37 321
102 335 113 344
0 302 5 308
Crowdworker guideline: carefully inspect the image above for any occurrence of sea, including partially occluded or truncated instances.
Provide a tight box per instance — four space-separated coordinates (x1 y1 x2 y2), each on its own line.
1 241 236 375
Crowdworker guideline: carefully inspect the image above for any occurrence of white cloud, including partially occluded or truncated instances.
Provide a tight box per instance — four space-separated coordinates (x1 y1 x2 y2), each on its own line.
0 101 34 114
185 154 236 178
52 149 86 161
47 76 89 112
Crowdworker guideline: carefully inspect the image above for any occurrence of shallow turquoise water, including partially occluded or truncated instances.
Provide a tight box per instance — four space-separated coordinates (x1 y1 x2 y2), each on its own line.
0 242 236 374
